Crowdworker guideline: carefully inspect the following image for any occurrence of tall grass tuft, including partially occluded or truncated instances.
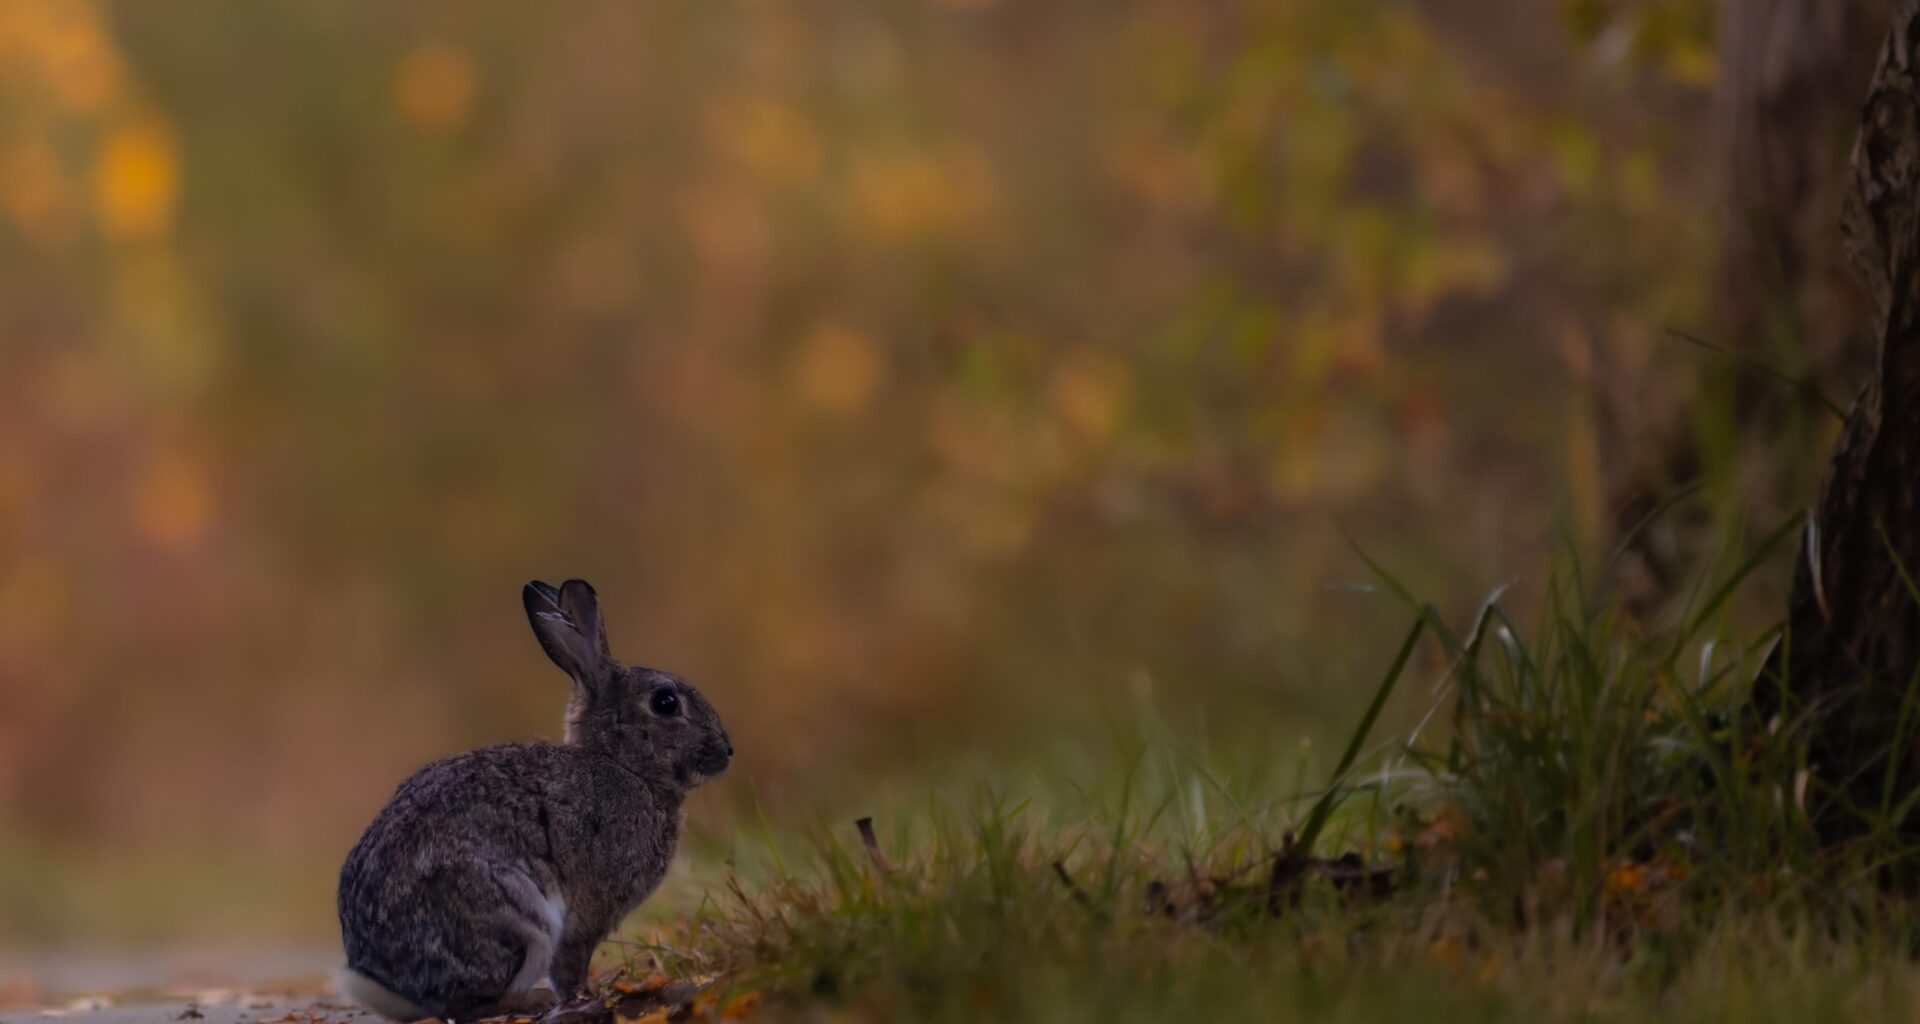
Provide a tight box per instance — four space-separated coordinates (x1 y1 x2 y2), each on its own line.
628 512 1920 1019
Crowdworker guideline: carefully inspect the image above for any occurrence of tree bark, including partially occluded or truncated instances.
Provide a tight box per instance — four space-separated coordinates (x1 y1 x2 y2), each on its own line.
1610 0 1886 615
1770 0 1920 831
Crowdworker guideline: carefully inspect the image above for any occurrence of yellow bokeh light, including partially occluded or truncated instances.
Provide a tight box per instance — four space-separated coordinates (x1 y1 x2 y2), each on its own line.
847 146 993 241
793 324 884 416
394 42 477 133
708 96 823 186
1047 348 1132 441
37 3 122 113
92 119 180 239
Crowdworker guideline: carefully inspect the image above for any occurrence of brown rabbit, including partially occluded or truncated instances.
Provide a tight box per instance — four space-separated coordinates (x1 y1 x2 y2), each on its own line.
335 579 732 1019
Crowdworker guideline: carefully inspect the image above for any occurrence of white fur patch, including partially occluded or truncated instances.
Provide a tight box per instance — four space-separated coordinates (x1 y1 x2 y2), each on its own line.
335 967 426 1021
506 888 567 995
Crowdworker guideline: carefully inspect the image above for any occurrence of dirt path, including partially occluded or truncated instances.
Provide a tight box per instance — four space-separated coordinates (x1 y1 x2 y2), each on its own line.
0 994 368 1024
0 948 350 1024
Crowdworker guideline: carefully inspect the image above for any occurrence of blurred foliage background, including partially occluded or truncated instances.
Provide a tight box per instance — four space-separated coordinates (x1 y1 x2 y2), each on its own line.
0 0 1849 949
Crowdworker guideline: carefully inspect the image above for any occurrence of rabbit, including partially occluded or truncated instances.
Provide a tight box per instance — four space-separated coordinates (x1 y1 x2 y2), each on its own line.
335 578 732 1021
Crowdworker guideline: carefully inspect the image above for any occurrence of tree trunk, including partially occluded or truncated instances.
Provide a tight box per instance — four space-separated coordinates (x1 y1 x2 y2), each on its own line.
1770 0 1920 832
1717 0 1888 375
1610 0 1886 615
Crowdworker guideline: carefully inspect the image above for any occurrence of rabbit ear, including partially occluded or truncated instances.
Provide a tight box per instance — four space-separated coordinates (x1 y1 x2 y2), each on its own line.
523 578 613 685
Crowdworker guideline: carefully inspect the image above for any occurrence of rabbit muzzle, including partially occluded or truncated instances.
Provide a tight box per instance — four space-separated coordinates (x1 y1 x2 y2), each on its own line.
680 740 732 787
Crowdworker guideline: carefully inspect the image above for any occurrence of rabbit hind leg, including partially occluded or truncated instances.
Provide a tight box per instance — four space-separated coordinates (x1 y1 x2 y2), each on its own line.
441 868 565 1020
501 873 567 997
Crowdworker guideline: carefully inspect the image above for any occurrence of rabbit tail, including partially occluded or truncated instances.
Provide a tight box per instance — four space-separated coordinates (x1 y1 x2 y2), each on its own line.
335 966 429 1021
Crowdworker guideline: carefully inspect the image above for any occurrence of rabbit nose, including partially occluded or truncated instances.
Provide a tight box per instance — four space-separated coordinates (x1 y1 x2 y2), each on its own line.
724 740 734 757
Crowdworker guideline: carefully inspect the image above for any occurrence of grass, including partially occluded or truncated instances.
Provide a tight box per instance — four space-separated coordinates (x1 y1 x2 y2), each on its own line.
612 522 1920 1021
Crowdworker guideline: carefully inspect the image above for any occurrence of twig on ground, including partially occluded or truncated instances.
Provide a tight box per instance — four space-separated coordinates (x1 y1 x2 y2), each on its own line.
1263 832 1394 916
855 816 892 877
1051 860 1097 912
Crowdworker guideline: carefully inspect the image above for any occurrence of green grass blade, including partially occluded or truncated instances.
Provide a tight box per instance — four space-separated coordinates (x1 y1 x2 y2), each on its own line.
1676 511 1805 653
1664 327 1846 421
1296 616 1425 859
1344 529 1463 656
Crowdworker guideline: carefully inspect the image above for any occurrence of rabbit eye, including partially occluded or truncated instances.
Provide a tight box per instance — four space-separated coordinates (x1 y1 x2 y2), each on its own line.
648 689 681 717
